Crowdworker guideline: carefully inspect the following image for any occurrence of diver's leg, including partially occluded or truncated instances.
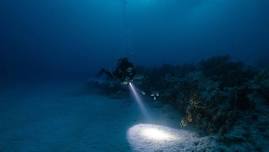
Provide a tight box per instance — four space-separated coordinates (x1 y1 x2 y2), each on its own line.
97 68 114 79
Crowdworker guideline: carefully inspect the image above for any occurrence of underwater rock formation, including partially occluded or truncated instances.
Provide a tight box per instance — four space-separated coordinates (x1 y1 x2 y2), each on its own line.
199 55 256 88
90 55 269 149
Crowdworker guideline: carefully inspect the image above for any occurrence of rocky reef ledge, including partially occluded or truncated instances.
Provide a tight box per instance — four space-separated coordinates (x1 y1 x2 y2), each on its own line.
89 55 269 151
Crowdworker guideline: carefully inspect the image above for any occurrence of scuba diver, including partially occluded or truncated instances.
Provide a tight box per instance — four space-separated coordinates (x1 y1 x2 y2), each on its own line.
98 57 136 85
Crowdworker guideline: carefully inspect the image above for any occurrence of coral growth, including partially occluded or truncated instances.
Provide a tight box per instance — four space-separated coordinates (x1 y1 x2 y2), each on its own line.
91 55 269 149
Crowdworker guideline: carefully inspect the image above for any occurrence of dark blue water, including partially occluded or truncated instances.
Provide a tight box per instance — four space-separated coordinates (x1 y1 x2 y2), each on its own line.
1 0 269 80
1 0 269 151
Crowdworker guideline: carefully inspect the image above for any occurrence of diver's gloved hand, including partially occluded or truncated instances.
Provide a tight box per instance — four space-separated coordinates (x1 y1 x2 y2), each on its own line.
121 77 133 85
121 81 129 85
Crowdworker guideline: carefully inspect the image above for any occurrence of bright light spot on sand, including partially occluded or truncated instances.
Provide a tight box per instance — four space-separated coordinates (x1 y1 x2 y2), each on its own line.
140 126 176 141
127 124 198 152
128 124 180 143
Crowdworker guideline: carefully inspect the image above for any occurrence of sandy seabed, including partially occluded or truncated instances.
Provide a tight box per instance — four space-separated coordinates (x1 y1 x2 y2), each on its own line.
0 82 268 152
0 82 182 151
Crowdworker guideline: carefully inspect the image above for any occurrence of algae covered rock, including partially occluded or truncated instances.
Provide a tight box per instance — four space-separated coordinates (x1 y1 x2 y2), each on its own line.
199 55 256 88
93 55 268 137
249 70 269 101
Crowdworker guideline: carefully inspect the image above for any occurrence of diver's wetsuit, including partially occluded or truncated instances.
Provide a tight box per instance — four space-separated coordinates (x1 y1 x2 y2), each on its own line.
113 58 136 82
97 57 136 83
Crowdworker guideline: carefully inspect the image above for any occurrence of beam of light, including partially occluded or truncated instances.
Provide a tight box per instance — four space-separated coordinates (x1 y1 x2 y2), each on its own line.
127 124 197 152
129 82 151 120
